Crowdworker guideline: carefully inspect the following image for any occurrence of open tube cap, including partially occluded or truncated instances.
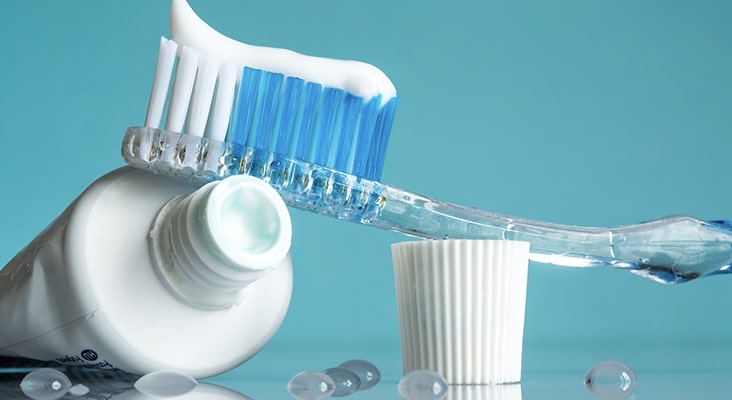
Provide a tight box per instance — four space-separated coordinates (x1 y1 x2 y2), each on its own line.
392 239 530 384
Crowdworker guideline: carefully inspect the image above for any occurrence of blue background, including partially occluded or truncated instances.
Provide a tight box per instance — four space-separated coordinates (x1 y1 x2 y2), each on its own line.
2 0 732 386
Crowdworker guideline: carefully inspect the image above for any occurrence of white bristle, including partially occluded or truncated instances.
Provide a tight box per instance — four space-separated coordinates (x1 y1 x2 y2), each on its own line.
144 37 178 129
186 56 220 137
208 63 238 142
165 45 200 134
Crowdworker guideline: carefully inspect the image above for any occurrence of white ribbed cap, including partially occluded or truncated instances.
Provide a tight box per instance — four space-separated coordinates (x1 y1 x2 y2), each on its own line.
392 239 530 385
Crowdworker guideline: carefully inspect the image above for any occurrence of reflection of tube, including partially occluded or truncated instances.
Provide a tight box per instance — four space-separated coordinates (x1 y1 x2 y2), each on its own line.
0 167 293 378
0 367 253 400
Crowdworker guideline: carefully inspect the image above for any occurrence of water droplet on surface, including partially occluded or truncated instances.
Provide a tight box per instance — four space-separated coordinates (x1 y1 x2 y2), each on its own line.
134 370 198 398
338 359 381 391
322 367 361 397
68 384 90 396
287 371 335 400
584 360 637 399
20 368 72 400
397 369 448 400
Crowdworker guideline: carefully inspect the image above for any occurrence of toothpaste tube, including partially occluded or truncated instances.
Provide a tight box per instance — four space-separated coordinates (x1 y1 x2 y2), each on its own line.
0 167 293 378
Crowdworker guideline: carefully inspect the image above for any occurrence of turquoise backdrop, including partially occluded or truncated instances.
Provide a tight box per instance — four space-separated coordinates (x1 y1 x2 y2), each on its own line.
1 0 731 382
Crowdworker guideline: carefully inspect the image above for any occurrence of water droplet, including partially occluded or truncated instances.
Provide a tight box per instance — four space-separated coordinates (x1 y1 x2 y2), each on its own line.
584 361 638 399
20 368 72 400
397 369 448 400
338 359 381 391
287 371 335 400
322 367 361 397
68 384 90 396
134 370 198 398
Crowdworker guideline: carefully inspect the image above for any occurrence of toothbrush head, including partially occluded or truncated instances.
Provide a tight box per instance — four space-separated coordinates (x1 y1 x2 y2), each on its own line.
130 0 399 184
124 0 400 224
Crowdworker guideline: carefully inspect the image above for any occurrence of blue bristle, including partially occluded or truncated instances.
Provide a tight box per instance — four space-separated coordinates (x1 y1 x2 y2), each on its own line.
365 96 399 180
274 77 305 155
248 71 284 150
231 67 262 146
292 82 322 160
227 66 399 181
312 87 345 167
332 93 363 173
351 96 380 178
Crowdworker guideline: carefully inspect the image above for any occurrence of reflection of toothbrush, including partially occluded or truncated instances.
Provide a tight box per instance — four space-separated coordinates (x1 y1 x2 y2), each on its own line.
123 0 732 284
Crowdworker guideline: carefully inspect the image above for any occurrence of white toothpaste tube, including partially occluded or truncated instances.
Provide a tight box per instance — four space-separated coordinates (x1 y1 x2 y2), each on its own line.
0 167 293 378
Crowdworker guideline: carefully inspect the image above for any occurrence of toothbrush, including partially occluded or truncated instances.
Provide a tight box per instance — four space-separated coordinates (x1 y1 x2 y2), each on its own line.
122 0 732 284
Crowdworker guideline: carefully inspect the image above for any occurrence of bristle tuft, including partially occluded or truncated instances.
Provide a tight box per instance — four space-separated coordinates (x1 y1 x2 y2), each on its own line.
228 67 398 181
144 39 399 181
165 46 200 134
207 63 237 142
145 37 178 129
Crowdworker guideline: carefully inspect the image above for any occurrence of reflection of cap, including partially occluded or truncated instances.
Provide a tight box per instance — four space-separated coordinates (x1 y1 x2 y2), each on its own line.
446 383 522 400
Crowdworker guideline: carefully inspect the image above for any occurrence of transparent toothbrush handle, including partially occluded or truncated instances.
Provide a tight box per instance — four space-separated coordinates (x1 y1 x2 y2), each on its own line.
122 127 732 283
372 185 732 283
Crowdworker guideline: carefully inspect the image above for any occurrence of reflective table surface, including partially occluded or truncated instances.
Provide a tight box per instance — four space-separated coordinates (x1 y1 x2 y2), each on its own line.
2 342 731 399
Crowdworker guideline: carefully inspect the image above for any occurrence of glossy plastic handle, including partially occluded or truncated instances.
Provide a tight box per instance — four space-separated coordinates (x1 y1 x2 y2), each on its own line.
122 126 732 284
